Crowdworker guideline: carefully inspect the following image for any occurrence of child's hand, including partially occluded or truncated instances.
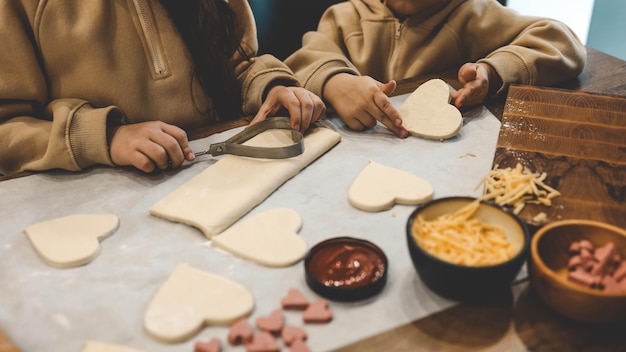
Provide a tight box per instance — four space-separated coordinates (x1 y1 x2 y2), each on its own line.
108 121 194 173
451 63 492 109
249 86 326 132
323 74 408 138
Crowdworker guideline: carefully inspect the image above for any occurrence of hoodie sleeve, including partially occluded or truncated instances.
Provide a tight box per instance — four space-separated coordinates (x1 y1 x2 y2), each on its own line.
0 1 122 175
454 0 587 96
228 0 301 117
283 3 361 99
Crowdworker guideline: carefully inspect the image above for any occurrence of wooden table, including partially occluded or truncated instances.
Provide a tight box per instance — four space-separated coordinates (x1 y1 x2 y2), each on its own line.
1 47 625 351
335 47 626 352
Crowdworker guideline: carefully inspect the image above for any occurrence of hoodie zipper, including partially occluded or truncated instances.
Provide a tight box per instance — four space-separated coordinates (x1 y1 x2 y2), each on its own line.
387 20 403 80
132 0 166 76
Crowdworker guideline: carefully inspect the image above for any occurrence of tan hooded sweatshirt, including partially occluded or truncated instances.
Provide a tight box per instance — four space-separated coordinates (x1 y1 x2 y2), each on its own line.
285 0 586 101
0 0 299 175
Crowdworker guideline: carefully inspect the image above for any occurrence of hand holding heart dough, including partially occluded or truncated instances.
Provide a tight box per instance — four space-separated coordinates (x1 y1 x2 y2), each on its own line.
349 160 433 212
144 263 254 343
211 208 307 267
399 78 462 140
23 214 119 268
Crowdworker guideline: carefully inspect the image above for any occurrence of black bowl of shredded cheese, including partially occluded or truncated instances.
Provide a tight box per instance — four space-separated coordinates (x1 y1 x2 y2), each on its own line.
406 196 530 302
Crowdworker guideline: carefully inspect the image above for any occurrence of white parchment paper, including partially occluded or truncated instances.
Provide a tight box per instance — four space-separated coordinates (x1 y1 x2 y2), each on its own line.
0 94 504 352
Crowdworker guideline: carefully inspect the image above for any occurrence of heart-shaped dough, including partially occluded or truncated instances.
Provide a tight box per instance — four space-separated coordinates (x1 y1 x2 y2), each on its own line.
399 78 462 140
211 208 307 267
144 263 254 343
23 214 119 268
348 160 433 212
83 341 142 352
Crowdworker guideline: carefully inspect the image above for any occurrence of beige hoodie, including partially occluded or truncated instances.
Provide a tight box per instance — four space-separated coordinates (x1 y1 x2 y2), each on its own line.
285 0 586 101
0 0 298 175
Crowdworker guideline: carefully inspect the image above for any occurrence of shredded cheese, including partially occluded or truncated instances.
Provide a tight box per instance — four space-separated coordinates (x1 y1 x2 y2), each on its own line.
477 163 560 215
411 200 515 266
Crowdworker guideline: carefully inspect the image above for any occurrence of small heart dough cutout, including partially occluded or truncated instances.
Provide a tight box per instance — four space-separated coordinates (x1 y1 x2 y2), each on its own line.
399 78 463 140
348 160 434 212
211 208 307 267
144 263 254 343
24 214 119 268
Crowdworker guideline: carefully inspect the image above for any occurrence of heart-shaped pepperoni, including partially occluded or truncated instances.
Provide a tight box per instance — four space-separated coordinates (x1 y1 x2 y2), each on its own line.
290 339 312 352
194 338 221 352
246 331 280 352
302 299 333 324
280 288 309 310
255 309 284 334
228 318 254 346
281 325 307 346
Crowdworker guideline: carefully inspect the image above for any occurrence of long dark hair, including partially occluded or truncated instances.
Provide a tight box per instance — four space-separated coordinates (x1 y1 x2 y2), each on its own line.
159 0 245 121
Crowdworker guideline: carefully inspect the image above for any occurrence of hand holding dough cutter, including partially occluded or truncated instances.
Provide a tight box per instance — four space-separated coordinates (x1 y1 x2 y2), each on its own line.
194 117 304 159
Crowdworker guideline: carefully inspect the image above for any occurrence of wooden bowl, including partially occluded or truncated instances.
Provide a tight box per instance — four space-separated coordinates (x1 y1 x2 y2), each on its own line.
529 219 626 324
406 197 530 302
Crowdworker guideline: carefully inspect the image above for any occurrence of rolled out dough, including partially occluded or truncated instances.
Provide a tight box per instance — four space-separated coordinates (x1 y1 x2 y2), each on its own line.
211 208 307 267
83 341 143 352
144 263 254 343
399 78 462 140
149 126 341 238
23 214 119 268
348 160 433 212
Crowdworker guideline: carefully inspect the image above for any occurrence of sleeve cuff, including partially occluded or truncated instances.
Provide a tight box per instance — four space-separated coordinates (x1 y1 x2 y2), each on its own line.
68 103 125 169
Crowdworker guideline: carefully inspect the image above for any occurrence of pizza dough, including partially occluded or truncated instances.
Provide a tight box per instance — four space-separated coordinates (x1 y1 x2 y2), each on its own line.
23 214 119 268
144 263 254 343
83 341 143 352
211 208 307 267
399 78 463 140
348 160 433 212
150 126 341 238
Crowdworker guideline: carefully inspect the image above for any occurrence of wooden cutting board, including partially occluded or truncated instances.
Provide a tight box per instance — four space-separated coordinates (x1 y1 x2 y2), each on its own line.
492 85 626 229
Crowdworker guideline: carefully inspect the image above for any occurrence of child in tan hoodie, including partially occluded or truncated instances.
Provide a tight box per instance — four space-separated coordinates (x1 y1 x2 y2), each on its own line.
0 0 325 175
285 0 586 138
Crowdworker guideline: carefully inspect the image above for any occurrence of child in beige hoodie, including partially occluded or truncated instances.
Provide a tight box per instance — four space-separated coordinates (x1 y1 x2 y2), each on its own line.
285 0 586 137
0 0 325 175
